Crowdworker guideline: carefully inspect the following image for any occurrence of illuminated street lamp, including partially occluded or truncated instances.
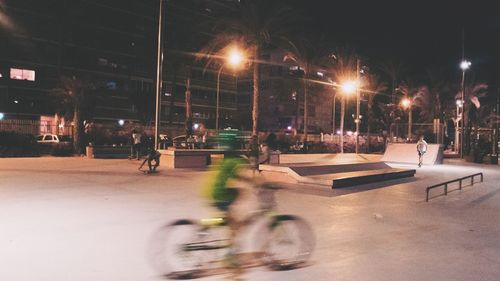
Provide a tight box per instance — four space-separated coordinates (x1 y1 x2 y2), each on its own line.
400 97 412 141
339 79 357 153
459 60 471 158
216 47 245 132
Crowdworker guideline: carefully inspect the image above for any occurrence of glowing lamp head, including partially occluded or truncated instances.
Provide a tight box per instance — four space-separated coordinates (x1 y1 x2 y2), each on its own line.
341 80 358 95
456 99 464 107
0 113 4 120
401 98 411 109
118 119 125 126
227 48 244 67
460 60 471 70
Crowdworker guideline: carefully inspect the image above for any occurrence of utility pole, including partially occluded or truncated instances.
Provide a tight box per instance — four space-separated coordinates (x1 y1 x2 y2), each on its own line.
154 0 165 149
355 59 361 154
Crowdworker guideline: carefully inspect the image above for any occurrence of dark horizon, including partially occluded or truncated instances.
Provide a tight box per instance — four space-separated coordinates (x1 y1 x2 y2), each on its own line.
290 1 500 82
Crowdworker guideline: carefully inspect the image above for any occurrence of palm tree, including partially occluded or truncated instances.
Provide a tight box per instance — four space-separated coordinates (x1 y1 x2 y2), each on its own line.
329 47 358 152
364 74 388 151
0 1 15 31
378 60 406 104
199 0 295 135
52 76 100 154
396 82 429 140
456 81 488 155
281 35 334 140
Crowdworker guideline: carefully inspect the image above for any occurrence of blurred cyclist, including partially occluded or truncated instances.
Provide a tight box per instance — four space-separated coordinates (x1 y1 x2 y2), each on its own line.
202 130 249 267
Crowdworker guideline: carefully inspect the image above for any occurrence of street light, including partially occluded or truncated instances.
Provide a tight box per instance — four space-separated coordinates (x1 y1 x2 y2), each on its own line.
339 79 357 153
454 99 463 152
459 60 471 158
154 0 166 150
216 47 245 132
400 97 412 141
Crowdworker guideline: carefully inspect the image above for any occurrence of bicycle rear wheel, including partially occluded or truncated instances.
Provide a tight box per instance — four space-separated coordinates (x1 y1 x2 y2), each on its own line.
147 220 207 279
258 215 315 270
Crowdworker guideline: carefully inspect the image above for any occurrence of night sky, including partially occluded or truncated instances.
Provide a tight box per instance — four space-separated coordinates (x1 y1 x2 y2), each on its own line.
290 1 500 81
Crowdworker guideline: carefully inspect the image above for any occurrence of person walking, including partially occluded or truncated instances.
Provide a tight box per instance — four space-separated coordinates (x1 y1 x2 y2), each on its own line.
416 136 428 167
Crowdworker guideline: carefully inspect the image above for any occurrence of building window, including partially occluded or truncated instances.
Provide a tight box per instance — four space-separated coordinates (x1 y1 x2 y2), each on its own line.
10 68 35 81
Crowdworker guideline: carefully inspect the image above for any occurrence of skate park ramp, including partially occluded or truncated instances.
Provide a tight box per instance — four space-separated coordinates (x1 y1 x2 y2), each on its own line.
381 143 444 165
260 154 415 188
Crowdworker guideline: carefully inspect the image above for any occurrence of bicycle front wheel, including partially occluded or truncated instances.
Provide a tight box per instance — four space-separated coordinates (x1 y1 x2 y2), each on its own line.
147 219 207 279
258 215 315 270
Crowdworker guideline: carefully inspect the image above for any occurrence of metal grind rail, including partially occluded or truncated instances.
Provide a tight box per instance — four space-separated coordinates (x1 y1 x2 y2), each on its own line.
426 173 483 202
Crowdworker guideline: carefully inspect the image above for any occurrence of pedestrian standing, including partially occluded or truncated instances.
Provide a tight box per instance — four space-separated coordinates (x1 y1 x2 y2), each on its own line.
260 142 270 165
416 136 428 167
131 129 142 160
249 135 260 175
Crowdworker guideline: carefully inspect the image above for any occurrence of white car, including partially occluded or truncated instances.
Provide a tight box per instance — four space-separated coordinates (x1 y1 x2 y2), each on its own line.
36 134 72 143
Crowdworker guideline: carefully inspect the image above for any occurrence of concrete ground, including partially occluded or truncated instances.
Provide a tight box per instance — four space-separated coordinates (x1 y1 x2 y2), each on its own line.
0 156 499 281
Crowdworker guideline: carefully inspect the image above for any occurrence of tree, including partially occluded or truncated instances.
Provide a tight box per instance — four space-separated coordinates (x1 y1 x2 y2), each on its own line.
52 76 100 154
396 82 429 140
378 60 406 104
199 0 295 135
364 74 388 151
329 47 358 152
456 81 488 154
0 1 16 31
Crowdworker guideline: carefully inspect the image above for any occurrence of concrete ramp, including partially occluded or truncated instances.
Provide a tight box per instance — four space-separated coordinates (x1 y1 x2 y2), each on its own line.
381 143 444 165
260 161 415 188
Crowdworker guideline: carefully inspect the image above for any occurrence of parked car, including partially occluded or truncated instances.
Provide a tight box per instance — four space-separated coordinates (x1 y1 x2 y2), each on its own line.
159 134 173 149
36 134 72 143
289 141 304 153
35 134 73 155
172 135 210 149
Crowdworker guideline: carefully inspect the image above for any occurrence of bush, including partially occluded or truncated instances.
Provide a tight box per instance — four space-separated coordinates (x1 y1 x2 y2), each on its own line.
50 143 74 156
0 131 39 157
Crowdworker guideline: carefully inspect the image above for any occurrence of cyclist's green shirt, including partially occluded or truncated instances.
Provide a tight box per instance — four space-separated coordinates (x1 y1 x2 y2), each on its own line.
204 157 245 204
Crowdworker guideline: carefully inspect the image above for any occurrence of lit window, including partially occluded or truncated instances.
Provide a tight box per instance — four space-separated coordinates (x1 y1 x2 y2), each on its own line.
98 58 108 66
10 68 35 81
106 82 117 90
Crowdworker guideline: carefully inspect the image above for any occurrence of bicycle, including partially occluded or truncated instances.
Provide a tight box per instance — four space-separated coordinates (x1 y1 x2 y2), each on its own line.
146 182 315 279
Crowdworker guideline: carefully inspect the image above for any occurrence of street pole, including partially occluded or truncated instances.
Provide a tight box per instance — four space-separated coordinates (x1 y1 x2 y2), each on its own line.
332 93 336 136
455 102 461 152
154 0 165 150
460 69 465 158
355 59 360 154
408 103 412 141
216 65 224 132
340 96 345 153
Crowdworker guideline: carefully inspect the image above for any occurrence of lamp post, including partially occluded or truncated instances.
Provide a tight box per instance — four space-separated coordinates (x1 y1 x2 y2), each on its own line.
215 48 244 132
401 97 412 141
154 0 165 150
459 60 471 158
332 92 336 136
340 80 357 153
455 99 463 152
355 59 361 154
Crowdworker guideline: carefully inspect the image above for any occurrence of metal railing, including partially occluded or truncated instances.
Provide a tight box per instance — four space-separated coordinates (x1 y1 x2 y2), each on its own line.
426 173 483 202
